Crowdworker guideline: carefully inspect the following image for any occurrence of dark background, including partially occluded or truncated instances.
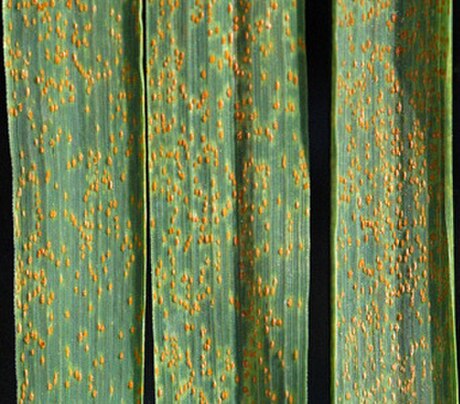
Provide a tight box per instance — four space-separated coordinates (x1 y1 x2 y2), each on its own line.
0 1 457 403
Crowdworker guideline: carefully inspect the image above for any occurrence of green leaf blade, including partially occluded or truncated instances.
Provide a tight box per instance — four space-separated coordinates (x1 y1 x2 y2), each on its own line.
3 0 146 402
332 1 457 402
147 1 310 402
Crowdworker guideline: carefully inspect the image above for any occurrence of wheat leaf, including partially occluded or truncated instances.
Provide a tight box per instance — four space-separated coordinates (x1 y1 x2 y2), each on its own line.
147 0 310 402
3 0 146 402
331 0 458 401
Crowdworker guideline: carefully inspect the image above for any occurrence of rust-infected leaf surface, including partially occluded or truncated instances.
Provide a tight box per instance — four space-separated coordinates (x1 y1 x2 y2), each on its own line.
147 0 310 402
3 0 146 402
332 1 457 402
